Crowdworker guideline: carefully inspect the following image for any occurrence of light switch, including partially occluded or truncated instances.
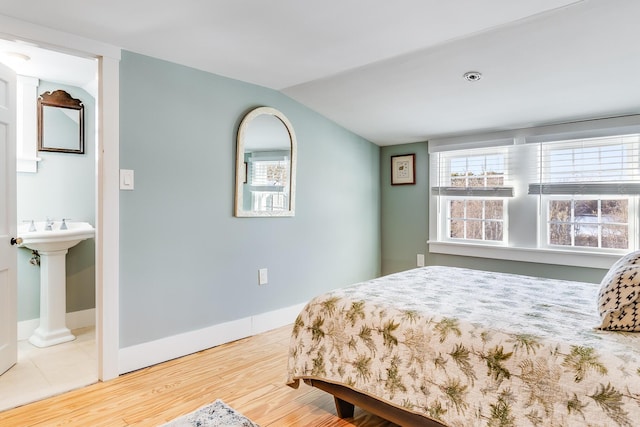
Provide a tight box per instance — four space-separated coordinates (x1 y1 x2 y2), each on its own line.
258 268 268 285
417 254 425 267
120 169 134 190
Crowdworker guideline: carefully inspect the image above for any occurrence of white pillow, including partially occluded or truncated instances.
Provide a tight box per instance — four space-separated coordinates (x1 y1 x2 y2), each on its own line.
598 256 640 332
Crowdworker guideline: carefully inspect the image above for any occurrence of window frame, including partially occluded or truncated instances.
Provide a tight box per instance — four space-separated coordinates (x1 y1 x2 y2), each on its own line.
246 156 291 213
442 196 508 245
428 116 640 269
251 190 289 212
540 195 637 253
432 147 512 245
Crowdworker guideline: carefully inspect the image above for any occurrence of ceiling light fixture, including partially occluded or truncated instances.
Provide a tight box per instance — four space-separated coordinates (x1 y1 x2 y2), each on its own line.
0 51 31 71
463 71 482 82
4 51 31 62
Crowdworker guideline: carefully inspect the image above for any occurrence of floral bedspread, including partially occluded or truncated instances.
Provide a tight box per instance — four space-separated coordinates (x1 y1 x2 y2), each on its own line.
286 266 640 427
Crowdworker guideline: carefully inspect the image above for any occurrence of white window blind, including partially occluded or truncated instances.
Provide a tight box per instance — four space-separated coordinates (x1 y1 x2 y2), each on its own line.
431 146 514 197
528 135 640 195
431 146 515 244
250 159 289 187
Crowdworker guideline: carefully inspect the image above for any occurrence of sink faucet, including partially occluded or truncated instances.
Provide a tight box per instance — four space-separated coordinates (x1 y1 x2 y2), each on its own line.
23 219 37 232
45 217 54 231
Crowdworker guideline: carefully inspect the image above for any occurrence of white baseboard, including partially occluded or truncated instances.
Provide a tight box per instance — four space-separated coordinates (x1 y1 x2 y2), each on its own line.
17 308 96 341
118 302 307 375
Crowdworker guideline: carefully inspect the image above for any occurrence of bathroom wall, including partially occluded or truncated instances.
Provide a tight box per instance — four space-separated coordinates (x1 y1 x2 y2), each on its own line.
16 80 96 322
119 51 381 347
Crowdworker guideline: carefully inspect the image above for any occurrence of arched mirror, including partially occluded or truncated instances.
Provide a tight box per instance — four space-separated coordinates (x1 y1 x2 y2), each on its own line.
235 107 297 217
38 90 84 154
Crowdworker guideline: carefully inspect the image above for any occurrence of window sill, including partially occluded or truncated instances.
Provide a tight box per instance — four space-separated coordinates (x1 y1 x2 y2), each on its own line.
427 241 622 269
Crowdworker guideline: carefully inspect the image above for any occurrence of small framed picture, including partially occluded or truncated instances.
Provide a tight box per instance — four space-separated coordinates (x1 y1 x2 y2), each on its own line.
391 154 416 185
243 162 248 184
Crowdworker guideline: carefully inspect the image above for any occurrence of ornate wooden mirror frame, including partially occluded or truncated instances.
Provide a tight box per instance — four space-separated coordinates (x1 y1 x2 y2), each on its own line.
38 89 84 154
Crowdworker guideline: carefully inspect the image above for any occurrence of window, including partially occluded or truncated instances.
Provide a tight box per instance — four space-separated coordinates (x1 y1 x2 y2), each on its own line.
448 199 504 241
531 136 640 252
432 148 513 245
252 191 288 212
429 127 640 267
247 157 290 212
545 198 629 249
16 76 41 173
251 160 289 187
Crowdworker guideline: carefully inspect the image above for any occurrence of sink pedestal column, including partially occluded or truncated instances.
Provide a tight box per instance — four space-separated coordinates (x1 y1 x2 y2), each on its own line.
29 249 75 347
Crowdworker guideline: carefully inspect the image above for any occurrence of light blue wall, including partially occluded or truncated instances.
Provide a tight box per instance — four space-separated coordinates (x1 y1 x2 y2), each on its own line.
119 51 380 348
380 142 609 283
16 81 96 321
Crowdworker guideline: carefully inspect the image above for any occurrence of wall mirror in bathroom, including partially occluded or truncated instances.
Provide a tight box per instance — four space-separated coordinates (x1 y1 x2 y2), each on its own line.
235 106 297 217
38 89 84 154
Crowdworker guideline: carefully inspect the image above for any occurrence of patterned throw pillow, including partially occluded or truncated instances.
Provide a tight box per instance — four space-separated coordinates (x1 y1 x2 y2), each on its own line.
598 253 640 331
608 250 640 271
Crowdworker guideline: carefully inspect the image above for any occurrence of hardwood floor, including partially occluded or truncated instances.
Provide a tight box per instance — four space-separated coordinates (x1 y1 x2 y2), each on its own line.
0 325 398 426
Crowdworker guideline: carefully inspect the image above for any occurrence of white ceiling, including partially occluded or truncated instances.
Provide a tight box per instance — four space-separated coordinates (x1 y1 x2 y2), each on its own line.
0 38 97 97
0 0 638 145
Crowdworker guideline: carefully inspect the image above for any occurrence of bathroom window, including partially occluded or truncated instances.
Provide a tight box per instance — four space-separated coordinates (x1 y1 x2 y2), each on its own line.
16 76 41 173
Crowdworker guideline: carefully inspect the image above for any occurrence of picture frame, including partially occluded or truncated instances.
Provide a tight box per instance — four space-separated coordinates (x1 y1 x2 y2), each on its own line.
390 154 416 185
243 162 248 184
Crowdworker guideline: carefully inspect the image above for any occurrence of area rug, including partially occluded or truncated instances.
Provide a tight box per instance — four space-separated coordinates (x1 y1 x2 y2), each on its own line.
160 399 259 427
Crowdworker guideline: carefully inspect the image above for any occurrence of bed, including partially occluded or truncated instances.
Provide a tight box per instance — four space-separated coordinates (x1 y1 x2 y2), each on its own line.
286 264 640 426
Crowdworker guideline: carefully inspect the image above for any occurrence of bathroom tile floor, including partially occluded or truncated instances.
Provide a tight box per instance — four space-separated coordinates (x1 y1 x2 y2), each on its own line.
0 326 97 412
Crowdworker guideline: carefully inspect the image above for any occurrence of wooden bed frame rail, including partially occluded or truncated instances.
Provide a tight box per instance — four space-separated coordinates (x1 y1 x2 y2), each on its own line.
305 379 447 427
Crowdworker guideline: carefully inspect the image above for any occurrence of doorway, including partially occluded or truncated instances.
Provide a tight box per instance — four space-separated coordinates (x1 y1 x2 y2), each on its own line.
0 21 120 407
0 40 98 410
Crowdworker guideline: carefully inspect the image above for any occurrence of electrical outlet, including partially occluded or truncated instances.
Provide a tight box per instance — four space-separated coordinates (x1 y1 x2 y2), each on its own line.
258 268 268 285
417 254 425 267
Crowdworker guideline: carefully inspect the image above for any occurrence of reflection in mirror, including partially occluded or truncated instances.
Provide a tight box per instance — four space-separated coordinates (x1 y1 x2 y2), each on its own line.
38 90 84 154
235 107 297 217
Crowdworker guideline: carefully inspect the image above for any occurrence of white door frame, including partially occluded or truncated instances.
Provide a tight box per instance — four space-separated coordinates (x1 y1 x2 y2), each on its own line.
0 14 121 380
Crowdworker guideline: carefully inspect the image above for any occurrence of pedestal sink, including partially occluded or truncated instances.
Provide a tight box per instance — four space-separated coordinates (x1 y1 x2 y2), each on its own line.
18 221 95 347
